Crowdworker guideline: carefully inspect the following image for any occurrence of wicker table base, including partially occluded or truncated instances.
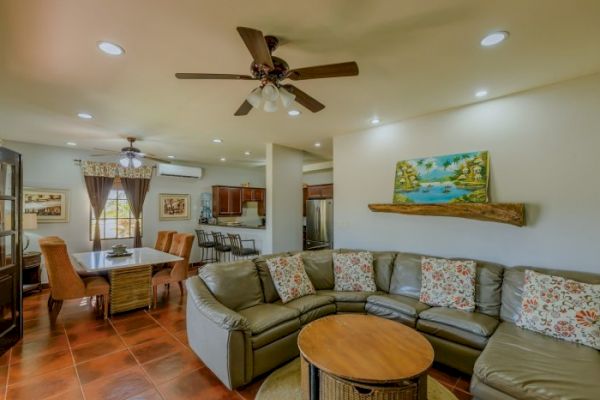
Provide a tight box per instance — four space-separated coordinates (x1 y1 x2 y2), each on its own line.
109 265 152 314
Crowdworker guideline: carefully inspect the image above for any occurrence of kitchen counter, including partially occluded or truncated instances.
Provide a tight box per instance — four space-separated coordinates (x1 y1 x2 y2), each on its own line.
200 223 265 230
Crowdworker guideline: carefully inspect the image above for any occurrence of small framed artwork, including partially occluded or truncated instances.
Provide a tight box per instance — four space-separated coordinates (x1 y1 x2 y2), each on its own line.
24 187 69 223
159 193 191 221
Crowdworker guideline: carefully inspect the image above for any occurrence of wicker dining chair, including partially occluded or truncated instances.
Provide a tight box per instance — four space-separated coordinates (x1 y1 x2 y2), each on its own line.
39 237 110 321
228 233 260 259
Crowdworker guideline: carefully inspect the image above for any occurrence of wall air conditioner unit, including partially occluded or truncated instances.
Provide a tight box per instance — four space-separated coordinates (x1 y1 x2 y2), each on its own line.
157 163 203 179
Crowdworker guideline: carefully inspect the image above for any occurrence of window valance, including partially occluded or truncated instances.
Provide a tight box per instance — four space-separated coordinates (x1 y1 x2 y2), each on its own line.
82 161 153 179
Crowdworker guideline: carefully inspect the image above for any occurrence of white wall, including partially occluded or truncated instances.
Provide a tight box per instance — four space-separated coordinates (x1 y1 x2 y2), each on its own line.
303 169 333 186
5 140 265 278
265 144 304 254
334 73 600 273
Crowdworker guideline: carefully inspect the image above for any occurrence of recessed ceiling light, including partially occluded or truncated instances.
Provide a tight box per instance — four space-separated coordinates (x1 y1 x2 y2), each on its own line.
244 151 251 156
370 117 380 125
212 139 223 144
97 41 125 56
220 157 226 162
77 112 93 119
314 142 321 148
288 109 301 116
480 31 509 47
167 155 175 159
66 142 77 146
475 90 488 98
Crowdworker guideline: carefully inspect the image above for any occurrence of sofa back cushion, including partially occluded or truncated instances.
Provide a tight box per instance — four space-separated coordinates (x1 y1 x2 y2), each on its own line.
301 250 335 290
254 252 290 303
390 252 504 317
501 266 600 323
338 249 396 292
199 260 264 311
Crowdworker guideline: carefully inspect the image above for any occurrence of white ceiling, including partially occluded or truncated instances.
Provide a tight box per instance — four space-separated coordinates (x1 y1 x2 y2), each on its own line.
1 0 599 166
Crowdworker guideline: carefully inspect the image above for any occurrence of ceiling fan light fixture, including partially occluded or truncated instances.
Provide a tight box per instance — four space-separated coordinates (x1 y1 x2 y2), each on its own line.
246 87 263 108
263 100 279 112
131 157 142 168
279 86 295 108
261 83 279 102
119 156 131 168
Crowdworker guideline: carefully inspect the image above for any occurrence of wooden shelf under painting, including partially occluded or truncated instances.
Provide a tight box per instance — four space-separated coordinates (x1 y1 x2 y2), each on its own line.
368 203 526 227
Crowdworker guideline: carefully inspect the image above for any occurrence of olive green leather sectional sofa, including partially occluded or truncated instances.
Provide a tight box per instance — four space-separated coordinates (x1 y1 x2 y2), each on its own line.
185 249 600 400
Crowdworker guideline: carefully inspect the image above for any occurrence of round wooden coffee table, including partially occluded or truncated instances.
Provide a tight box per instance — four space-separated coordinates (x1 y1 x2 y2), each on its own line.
298 314 434 400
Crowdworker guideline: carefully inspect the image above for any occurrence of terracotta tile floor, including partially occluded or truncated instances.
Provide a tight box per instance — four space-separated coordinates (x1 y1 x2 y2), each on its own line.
1 286 472 399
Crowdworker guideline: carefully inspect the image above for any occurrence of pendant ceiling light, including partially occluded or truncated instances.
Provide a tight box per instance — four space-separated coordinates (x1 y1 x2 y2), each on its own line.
119 154 142 168
246 87 262 108
244 83 296 113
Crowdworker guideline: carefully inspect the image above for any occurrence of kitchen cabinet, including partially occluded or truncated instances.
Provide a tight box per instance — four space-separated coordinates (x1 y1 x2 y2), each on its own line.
213 186 266 217
213 186 243 216
306 184 333 200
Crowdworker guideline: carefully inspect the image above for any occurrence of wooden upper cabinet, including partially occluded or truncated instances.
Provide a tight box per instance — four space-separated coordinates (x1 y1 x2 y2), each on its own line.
214 186 265 217
306 184 333 199
213 186 243 216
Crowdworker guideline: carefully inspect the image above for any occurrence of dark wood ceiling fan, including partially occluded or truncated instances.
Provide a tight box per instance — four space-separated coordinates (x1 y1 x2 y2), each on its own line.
175 27 359 115
92 137 172 165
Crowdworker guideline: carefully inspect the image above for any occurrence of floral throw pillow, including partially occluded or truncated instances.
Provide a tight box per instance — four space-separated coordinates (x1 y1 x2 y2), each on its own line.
517 270 599 349
419 257 477 311
333 252 377 292
266 254 315 303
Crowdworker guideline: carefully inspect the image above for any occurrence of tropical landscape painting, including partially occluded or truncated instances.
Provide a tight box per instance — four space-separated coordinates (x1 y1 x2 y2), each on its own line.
393 151 489 204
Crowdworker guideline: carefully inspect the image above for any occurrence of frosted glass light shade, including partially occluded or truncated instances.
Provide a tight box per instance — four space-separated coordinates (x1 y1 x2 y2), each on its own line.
263 100 278 112
261 83 279 102
131 158 142 168
246 87 262 108
279 86 295 108
119 157 131 168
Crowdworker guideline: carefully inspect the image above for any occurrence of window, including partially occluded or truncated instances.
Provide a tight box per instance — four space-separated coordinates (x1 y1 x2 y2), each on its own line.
90 182 142 240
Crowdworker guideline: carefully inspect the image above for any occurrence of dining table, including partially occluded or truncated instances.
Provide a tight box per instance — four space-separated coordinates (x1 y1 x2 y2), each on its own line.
71 247 183 314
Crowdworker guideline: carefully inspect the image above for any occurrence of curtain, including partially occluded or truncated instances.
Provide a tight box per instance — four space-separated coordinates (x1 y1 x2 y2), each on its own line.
84 176 114 251
121 177 151 248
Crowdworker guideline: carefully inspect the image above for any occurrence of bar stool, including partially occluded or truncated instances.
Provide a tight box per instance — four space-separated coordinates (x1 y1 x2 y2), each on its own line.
228 233 260 260
195 229 217 264
211 232 232 262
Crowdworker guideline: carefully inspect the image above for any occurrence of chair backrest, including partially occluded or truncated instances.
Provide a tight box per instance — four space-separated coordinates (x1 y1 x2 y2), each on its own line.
39 237 85 300
169 233 195 281
211 232 228 248
155 231 176 252
195 230 212 246
227 233 243 256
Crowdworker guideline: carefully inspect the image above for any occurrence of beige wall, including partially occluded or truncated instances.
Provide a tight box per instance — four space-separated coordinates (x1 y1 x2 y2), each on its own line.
333 73 600 272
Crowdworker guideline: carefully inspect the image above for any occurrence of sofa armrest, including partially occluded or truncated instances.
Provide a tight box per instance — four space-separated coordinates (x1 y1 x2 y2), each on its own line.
186 276 253 389
186 275 249 331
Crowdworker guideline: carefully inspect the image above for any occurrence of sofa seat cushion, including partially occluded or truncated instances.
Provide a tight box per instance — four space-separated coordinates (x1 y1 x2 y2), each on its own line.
249 319 300 349
238 303 300 335
419 307 499 337
473 322 600 400
317 290 381 303
417 319 488 350
367 294 430 317
299 304 336 324
276 294 334 314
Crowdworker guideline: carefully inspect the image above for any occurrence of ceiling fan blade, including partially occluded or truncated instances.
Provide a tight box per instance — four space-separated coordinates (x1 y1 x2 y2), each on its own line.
175 73 256 80
142 155 171 164
287 61 359 81
236 27 274 69
282 85 325 113
234 100 253 116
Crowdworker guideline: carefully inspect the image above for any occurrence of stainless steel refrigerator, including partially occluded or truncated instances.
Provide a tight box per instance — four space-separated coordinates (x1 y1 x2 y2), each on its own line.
305 199 333 250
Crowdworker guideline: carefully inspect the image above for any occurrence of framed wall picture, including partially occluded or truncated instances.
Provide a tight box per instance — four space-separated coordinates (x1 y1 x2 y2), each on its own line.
159 193 191 221
24 187 69 223
393 151 489 204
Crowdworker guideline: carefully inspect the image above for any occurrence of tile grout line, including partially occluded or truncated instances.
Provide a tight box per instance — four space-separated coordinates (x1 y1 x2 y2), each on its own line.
62 314 88 400
111 308 168 399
